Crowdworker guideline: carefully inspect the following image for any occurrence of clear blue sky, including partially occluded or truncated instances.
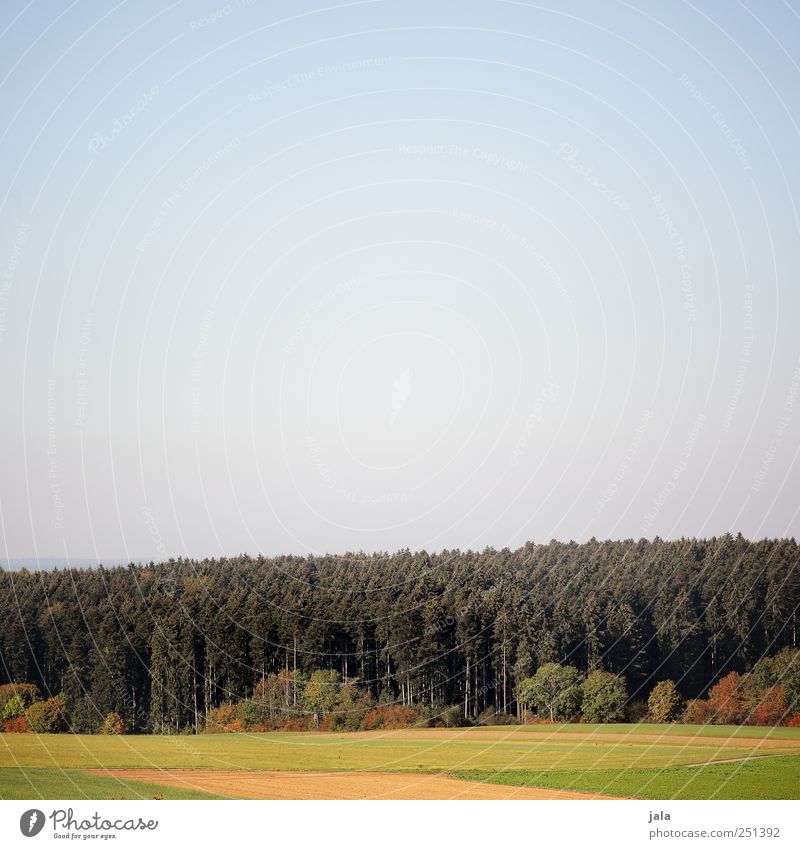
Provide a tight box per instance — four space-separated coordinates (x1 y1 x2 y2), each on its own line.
1 0 799 562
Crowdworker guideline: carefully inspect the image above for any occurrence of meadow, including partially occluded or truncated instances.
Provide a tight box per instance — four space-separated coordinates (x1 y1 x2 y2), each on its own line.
2 723 799 800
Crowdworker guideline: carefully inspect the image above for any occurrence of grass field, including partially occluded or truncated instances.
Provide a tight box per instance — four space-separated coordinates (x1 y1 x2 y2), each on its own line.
2 724 799 800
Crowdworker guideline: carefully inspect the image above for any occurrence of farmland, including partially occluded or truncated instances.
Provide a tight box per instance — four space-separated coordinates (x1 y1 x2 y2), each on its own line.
2 723 799 800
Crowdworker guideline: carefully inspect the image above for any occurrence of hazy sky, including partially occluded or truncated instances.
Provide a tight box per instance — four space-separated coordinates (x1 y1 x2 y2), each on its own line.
1 0 799 562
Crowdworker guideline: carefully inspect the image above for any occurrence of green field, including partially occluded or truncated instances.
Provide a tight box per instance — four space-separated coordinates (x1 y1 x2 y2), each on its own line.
2 724 799 800
0 767 223 800
457 757 800 800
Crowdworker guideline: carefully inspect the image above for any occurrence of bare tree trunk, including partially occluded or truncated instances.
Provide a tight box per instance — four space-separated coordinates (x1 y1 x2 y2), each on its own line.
193 665 198 734
502 640 507 713
293 635 297 706
464 658 469 718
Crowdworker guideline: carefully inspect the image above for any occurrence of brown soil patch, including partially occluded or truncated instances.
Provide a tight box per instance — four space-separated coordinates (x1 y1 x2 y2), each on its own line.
87 769 622 800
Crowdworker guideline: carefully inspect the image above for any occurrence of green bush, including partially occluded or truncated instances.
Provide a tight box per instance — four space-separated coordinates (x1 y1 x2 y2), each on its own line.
476 707 520 726
27 696 67 733
581 670 627 723
648 680 685 723
1 694 26 722
234 699 269 730
0 683 40 716
441 704 469 727
518 663 583 722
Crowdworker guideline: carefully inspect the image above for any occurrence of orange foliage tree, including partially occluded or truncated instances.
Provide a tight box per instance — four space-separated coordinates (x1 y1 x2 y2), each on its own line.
361 706 420 730
707 671 746 724
748 685 788 727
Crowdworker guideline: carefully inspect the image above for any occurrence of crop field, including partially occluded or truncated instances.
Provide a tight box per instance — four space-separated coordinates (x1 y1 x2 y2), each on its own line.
2 724 799 800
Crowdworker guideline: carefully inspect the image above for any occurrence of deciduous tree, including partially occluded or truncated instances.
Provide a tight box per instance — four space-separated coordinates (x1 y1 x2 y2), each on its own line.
648 680 685 723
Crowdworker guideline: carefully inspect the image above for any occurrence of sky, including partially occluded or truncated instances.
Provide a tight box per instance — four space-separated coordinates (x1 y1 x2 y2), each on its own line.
1 0 799 563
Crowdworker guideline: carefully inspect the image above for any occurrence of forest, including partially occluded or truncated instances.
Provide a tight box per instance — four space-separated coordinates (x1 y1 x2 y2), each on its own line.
0 534 797 733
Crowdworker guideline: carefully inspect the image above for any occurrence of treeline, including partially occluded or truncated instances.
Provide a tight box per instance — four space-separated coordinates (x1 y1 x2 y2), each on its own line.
0 535 797 734
4 652 799 735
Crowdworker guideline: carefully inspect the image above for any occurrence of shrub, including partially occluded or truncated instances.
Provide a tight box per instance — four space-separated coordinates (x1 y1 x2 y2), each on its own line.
784 710 800 728
748 685 788 727
476 707 520 726
648 680 685 723
27 696 67 733
277 715 313 731
624 700 649 723
581 670 628 723
684 699 713 724
1 694 26 722
747 648 800 714
204 704 238 733
300 669 341 726
4 715 32 732
319 689 374 731
100 712 126 734
441 705 469 728
361 706 420 730
234 699 269 730
0 683 40 717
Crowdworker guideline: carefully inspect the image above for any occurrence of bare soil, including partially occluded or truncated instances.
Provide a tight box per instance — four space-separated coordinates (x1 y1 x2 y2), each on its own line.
87 768 623 800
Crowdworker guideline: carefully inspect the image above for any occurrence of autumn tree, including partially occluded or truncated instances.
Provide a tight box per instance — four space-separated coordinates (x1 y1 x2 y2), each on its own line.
1 538 799 732
100 712 126 734
648 680 685 723
747 648 800 714
301 669 341 726
707 671 746 725
26 696 67 733
748 685 788 727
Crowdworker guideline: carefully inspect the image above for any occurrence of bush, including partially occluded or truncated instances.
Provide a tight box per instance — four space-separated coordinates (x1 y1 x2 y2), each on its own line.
276 715 313 731
684 699 713 724
476 707 520 726
748 685 788 727
3 716 33 734
319 690 375 731
301 669 340 726
100 712 126 734
581 670 627 723
784 710 800 728
747 648 800 714
4 715 32 733
440 705 469 728
360 706 420 730
204 704 238 733
234 699 269 730
1 694 26 722
624 700 649 723
648 680 685 723
27 696 67 733
0 683 40 718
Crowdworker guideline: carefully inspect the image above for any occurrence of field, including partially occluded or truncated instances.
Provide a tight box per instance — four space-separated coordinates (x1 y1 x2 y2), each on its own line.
2 724 799 800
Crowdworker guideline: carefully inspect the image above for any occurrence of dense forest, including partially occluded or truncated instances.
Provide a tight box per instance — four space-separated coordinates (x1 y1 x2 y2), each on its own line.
0 535 797 733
